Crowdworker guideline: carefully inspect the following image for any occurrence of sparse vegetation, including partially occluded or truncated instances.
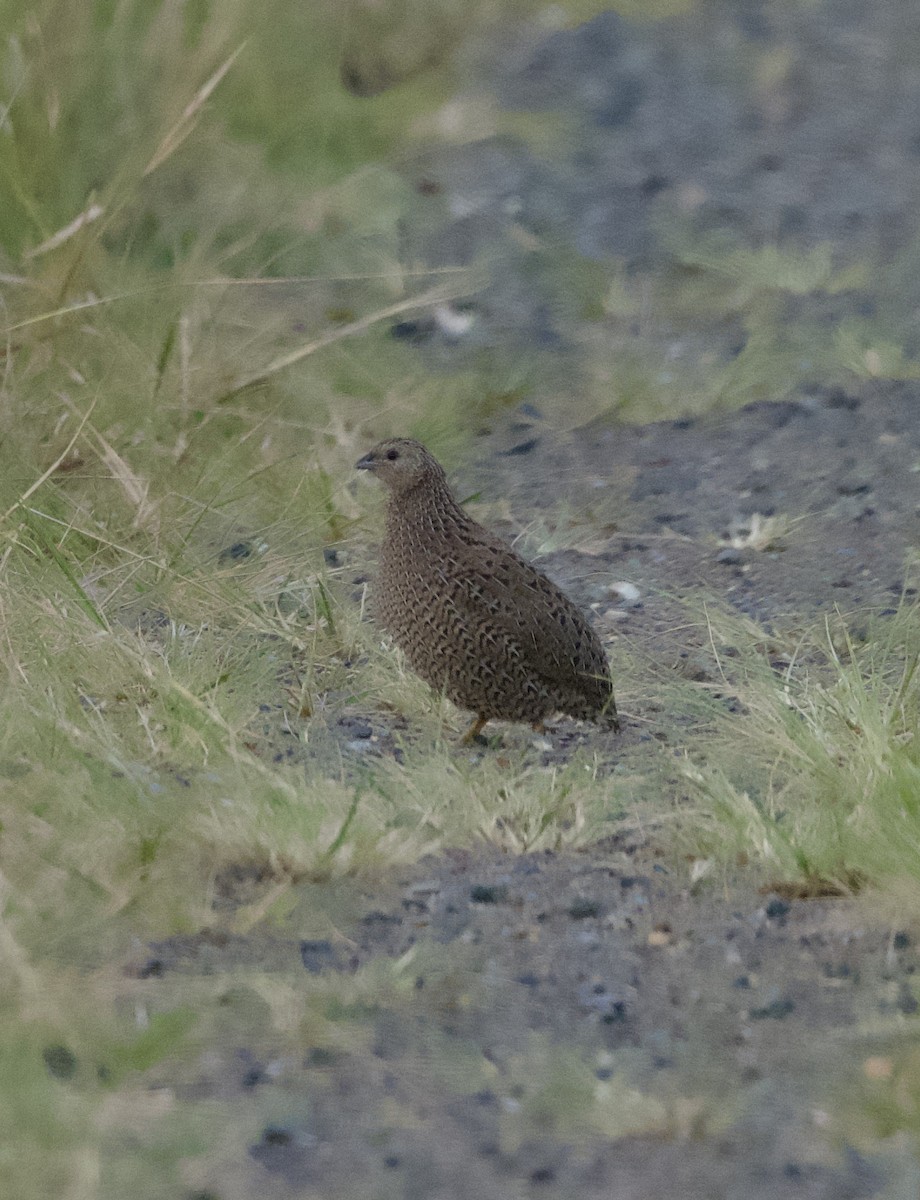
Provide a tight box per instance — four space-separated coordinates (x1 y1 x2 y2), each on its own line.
681 601 920 896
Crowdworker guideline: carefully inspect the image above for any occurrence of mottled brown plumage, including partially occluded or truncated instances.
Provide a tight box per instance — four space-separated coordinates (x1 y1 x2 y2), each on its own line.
356 438 618 740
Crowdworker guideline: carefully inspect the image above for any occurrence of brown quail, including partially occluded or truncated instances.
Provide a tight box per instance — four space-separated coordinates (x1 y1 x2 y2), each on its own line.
356 438 619 741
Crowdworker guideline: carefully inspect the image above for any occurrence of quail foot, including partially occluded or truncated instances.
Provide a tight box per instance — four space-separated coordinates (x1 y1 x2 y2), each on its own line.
356 438 619 742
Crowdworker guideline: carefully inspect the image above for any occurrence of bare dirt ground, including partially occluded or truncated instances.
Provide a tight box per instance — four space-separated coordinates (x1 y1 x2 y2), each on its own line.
141 845 914 1199
121 4 920 1196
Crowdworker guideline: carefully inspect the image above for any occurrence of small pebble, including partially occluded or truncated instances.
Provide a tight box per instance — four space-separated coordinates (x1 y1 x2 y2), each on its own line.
339 717 373 739
499 437 541 457
433 303 475 337
607 580 641 606
300 940 337 973
219 541 253 563
749 997 795 1020
470 884 509 904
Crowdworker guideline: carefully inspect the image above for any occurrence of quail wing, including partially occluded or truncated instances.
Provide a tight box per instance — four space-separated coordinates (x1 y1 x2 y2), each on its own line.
442 537 612 713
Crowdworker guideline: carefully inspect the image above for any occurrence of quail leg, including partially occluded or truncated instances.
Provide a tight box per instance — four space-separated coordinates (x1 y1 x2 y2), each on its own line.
461 715 488 744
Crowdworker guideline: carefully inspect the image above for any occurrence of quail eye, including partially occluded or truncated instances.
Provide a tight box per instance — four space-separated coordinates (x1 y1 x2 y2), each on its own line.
386 448 399 461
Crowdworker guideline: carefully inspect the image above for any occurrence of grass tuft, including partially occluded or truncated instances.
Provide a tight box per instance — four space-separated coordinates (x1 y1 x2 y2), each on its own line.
680 602 920 895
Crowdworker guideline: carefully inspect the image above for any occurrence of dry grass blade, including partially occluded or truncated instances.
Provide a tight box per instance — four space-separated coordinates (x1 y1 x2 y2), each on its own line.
224 281 481 396
2 293 143 336
155 676 301 801
0 398 97 526
144 42 248 177
88 427 159 534
16 507 109 629
24 202 106 260
53 395 160 533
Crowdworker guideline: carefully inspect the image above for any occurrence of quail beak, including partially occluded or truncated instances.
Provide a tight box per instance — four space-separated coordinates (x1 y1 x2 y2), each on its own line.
355 453 376 471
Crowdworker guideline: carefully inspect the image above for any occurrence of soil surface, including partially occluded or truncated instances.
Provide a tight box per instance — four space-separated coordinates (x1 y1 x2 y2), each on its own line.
121 4 920 1196
138 847 911 1200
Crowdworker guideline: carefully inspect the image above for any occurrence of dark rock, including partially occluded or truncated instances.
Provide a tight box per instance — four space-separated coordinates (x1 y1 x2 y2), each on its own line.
299 940 337 973
499 437 541 456
43 1044 77 1080
338 716 373 739
764 898 791 922
750 997 795 1020
137 958 165 979
218 541 253 563
470 884 509 904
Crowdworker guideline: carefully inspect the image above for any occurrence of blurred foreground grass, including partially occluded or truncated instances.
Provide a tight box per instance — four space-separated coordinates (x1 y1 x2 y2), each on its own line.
3 0 920 1193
